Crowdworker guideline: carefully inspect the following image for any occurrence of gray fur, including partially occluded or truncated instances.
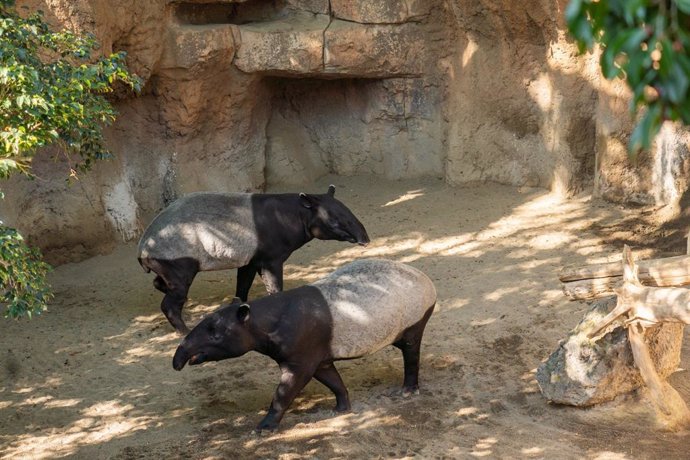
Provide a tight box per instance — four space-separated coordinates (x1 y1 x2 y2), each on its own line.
138 193 257 271
311 259 437 359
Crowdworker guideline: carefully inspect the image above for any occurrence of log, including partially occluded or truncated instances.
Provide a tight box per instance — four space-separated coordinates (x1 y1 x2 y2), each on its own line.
561 254 690 300
562 273 690 301
562 277 623 300
560 254 690 283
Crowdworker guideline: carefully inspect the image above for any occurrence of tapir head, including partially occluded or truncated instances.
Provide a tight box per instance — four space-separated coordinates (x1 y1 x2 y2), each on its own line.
300 185 370 246
172 302 254 371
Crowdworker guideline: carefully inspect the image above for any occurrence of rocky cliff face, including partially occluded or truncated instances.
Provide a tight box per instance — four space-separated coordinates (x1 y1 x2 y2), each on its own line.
3 0 688 262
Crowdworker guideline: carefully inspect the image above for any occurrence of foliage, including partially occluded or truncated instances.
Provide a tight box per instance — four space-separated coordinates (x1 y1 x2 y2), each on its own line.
566 0 690 155
0 0 139 318
0 0 140 176
0 225 52 318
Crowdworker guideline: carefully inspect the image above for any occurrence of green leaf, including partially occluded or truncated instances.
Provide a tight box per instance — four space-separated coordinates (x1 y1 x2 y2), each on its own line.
629 104 663 156
676 0 690 15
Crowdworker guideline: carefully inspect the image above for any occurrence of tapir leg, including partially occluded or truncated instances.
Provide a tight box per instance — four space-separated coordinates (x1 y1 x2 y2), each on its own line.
257 363 315 431
259 262 284 295
393 304 435 395
235 265 258 301
313 362 351 412
153 275 168 293
151 258 199 334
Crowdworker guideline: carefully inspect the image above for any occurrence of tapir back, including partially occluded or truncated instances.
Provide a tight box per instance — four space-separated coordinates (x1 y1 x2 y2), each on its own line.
138 192 258 271
311 259 436 359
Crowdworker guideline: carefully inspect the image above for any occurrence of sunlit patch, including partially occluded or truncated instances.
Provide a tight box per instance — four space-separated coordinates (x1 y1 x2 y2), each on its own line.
82 400 134 417
382 189 425 207
470 317 497 327
442 299 470 311
13 387 35 394
462 39 478 68
522 446 545 456
419 235 481 256
484 286 521 302
19 395 54 406
44 398 81 409
131 313 161 323
471 436 498 457
591 452 630 460
528 232 575 250
117 345 169 365
456 406 479 416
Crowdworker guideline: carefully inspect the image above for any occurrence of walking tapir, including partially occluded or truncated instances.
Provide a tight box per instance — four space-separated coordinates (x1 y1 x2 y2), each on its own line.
172 258 436 431
138 185 369 333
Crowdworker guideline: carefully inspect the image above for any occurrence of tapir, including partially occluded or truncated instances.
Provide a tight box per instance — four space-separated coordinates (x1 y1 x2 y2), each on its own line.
172 258 437 431
138 185 369 333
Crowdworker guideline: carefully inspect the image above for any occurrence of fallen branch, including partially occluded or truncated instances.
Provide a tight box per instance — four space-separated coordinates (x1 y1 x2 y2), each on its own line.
560 254 690 283
561 254 690 300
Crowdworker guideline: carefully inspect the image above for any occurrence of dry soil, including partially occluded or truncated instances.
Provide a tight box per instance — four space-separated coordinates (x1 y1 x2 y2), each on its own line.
2 176 690 459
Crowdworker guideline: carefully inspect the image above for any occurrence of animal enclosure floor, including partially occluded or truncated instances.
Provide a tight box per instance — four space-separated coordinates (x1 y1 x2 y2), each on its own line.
3 175 690 459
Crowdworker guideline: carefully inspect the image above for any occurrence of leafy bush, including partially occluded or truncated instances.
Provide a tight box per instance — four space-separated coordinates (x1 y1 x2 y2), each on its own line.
0 0 139 318
0 225 52 318
567 0 690 154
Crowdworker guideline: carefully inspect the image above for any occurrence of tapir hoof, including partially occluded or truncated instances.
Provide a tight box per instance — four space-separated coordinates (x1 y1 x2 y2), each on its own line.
254 415 280 433
334 401 351 413
402 386 420 398
254 422 279 434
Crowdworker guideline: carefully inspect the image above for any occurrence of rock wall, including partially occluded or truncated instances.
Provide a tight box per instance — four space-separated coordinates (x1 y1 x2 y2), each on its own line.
443 0 600 195
2 0 688 262
595 78 690 208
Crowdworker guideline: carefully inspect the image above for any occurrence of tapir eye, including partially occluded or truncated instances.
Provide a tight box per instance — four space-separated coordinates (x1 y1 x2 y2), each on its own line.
208 324 222 341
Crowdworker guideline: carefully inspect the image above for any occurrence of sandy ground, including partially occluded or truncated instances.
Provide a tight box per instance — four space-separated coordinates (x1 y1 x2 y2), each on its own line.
2 175 690 459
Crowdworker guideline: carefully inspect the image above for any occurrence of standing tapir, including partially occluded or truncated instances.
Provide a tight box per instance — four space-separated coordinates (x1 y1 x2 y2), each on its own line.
172 258 436 431
138 185 369 333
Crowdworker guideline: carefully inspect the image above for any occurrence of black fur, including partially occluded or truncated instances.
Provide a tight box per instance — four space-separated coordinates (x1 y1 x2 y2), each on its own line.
172 286 434 431
139 186 369 333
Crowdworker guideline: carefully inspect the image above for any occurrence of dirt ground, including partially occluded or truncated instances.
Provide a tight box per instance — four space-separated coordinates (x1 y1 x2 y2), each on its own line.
3 175 690 459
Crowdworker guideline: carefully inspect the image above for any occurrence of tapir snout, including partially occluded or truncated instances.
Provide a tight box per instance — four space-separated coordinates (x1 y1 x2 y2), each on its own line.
172 346 189 371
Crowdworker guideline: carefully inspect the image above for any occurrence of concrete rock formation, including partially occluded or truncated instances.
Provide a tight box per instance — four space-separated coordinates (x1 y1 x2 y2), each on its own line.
3 0 690 262
536 296 684 406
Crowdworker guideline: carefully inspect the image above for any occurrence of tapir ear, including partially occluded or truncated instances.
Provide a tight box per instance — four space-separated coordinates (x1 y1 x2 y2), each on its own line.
299 192 317 209
237 304 250 323
327 184 336 196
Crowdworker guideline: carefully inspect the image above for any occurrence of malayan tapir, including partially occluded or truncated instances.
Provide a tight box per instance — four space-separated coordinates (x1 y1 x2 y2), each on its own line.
172 258 436 431
138 185 369 333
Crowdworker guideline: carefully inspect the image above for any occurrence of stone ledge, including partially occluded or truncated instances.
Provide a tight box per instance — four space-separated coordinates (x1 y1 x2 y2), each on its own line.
159 24 236 70
331 0 430 24
231 13 426 78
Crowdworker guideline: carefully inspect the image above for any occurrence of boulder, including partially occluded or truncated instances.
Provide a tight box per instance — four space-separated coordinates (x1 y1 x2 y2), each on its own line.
536 296 684 406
